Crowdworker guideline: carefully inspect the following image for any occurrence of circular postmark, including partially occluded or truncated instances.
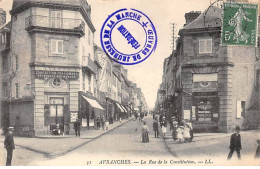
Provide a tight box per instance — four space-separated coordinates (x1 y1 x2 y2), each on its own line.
100 8 158 65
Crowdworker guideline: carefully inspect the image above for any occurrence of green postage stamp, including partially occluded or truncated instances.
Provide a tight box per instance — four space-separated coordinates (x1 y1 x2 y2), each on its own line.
222 3 258 47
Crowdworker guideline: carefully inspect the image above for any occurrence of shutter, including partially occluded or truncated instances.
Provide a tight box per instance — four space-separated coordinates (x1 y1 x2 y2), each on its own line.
51 40 56 54
241 101 246 118
236 101 242 118
58 40 63 54
206 39 212 53
64 104 70 124
44 105 50 126
199 40 205 53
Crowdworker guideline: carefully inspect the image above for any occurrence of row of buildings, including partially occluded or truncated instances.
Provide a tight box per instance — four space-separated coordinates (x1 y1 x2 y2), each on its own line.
0 0 148 136
155 2 260 133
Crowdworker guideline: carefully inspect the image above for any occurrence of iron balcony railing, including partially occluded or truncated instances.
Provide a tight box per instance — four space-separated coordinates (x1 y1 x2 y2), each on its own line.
25 15 85 35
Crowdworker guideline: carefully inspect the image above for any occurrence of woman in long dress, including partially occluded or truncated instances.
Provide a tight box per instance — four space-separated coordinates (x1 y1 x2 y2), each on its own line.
142 121 149 143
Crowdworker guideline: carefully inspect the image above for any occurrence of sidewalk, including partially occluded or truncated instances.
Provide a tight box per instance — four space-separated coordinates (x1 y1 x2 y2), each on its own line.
0 118 133 157
161 125 260 161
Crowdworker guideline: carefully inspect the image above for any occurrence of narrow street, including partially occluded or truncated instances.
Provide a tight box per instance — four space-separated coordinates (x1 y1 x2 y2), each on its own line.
1 115 259 166
30 115 173 165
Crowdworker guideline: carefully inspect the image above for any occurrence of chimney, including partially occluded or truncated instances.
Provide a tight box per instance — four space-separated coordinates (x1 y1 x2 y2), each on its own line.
0 8 6 27
184 11 201 26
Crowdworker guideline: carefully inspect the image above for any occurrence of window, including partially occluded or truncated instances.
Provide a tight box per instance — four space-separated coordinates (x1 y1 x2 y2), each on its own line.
88 75 91 92
83 73 85 91
2 56 8 71
50 10 62 28
237 101 246 118
1 32 6 44
15 55 18 70
199 38 212 54
88 29 91 45
15 83 19 98
50 39 63 55
3 82 8 97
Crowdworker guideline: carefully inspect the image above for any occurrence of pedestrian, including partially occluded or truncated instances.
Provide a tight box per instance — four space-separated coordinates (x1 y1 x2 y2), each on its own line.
4 127 15 166
74 118 81 137
141 121 149 143
177 126 184 143
172 121 178 141
134 113 138 121
153 113 155 120
255 140 260 158
153 119 159 138
186 120 193 142
109 115 113 124
227 126 242 160
183 124 191 143
161 117 167 138
105 120 109 130
101 116 105 130
96 117 101 130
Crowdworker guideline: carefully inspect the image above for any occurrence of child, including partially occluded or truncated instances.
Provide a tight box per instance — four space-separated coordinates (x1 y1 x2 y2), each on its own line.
105 120 109 130
177 126 183 143
227 126 242 160
183 124 191 142
172 121 178 141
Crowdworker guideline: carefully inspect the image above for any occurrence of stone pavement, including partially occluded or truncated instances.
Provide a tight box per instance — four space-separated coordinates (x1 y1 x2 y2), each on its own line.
0 118 133 158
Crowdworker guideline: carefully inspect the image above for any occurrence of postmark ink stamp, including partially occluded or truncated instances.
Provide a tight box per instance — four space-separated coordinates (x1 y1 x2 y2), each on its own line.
100 8 158 65
222 2 258 46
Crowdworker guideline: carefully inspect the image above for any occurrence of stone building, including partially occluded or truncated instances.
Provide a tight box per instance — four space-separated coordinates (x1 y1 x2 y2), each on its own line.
0 0 102 135
177 6 258 132
157 4 259 132
0 8 11 130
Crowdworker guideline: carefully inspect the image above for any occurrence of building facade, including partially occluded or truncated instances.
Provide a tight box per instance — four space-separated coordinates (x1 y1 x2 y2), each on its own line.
156 5 259 132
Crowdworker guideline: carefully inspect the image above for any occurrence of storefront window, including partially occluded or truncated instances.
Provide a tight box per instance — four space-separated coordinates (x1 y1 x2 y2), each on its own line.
197 98 213 121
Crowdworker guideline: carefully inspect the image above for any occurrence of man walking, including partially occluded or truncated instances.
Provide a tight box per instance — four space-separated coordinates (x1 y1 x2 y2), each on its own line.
4 127 15 166
74 119 81 137
227 126 242 160
153 119 159 138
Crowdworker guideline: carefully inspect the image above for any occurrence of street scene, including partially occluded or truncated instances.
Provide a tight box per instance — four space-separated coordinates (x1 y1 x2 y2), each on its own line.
0 0 260 166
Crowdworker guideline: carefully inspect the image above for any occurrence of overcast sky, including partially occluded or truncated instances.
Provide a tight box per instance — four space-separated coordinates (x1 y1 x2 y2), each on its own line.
1 0 258 110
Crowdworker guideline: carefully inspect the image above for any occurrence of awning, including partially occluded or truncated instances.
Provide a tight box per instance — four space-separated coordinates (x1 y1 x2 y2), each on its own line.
121 105 128 112
116 103 125 112
82 95 104 110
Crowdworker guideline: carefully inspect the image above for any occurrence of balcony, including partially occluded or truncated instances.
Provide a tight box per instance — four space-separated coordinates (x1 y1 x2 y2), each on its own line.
82 55 97 75
25 15 85 37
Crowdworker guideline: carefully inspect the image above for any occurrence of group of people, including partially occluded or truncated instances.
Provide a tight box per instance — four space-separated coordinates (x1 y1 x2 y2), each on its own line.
152 113 193 143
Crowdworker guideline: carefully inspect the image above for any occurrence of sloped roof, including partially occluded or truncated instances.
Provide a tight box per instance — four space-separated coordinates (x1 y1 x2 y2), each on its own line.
182 6 222 30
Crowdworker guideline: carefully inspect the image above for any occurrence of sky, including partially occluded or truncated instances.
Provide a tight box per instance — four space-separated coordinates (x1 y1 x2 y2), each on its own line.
0 0 258 110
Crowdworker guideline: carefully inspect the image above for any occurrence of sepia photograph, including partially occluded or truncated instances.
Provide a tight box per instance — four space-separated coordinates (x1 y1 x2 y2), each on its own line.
0 0 259 166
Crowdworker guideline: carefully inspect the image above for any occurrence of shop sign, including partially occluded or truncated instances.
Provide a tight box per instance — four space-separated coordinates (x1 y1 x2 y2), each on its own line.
191 106 196 120
184 110 191 120
70 111 78 122
35 70 79 79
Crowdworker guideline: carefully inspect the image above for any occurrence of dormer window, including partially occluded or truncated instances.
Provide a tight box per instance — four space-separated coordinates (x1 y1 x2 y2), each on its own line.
199 38 212 54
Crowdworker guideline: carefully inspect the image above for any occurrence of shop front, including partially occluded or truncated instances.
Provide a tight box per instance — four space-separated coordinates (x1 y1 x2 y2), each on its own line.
192 93 219 132
79 92 105 130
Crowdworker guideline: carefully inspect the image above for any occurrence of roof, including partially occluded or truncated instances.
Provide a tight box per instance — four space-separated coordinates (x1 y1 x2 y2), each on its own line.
181 6 222 31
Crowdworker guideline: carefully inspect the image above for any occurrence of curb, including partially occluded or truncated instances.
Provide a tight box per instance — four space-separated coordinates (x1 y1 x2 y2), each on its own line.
0 118 134 159
52 118 134 157
158 126 178 158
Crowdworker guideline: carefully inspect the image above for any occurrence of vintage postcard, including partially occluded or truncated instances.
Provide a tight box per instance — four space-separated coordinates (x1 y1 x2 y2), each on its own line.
0 0 260 166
